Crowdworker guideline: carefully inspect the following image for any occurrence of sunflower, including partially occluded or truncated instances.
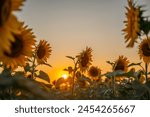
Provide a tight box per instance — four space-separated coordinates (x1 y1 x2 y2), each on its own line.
77 47 92 73
138 39 150 63
11 0 25 11
0 0 25 54
36 40 52 64
0 0 24 26
0 15 20 54
113 56 129 72
88 66 101 80
0 0 11 26
139 75 146 84
122 0 143 47
0 23 36 69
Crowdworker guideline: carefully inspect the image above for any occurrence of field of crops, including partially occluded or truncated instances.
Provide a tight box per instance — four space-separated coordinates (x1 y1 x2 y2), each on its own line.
0 0 150 100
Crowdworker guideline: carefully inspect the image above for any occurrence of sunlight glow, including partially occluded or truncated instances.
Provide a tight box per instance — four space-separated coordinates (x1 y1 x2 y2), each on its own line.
62 74 68 79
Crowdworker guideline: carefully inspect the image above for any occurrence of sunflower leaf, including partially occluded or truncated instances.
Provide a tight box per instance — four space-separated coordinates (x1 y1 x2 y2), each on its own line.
43 63 52 68
14 76 54 99
66 56 75 60
0 75 13 87
24 63 31 72
36 70 50 83
27 58 32 62
1 68 12 77
141 20 150 35
106 61 114 66
64 66 73 74
78 76 92 84
104 70 131 78
128 62 142 67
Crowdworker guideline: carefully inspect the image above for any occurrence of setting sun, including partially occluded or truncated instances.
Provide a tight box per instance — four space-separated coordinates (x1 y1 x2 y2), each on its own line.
62 74 68 79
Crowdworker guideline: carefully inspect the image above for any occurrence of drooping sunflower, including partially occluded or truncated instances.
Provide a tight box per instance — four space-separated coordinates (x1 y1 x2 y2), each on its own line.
0 0 25 53
0 23 36 69
36 40 52 64
122 0 143 47
77 47 92 73
88 66 101 80
113 56 129 72
138 39 150 63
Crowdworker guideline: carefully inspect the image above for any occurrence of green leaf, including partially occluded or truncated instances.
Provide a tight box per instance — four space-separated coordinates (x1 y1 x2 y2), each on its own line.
104 70 135 78
0 76 13 87
66 56 75 60
141 19 150 35
15 72 25 77
128 62 142 67
104 70 124 78
43 63 52 68
27 58 32 62
1 68 11 77
78 76 92 84
14 76 54 99
36 70 50 83
63 66 73 74
106 61 114 66
24 63 31 72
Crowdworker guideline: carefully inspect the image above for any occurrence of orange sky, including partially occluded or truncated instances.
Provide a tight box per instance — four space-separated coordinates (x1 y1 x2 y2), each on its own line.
16 0 150 82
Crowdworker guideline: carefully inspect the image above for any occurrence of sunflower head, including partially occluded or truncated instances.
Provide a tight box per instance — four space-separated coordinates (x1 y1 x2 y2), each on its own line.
36 40 52 64
0 23 36 69
139 39 150 63
77 47 92 73
113 56 129 72
88 66 101 79
122 0 144 47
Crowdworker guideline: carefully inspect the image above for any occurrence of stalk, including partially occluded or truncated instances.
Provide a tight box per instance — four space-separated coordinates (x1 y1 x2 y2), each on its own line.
112 76 116 96
31 54 36 79
145 63 148 82
71 60 78 96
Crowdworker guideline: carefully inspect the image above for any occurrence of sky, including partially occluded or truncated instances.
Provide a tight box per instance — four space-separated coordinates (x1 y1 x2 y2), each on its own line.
16 0 150 82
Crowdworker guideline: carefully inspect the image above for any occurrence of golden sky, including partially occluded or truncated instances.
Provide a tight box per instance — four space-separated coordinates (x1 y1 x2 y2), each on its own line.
16 0 150 82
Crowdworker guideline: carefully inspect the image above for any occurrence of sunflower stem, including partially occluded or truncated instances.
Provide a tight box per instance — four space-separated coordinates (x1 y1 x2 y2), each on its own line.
145 63 148 82
71 60 78 97
72 71 75 96
112 76 116 96
31 54 36 79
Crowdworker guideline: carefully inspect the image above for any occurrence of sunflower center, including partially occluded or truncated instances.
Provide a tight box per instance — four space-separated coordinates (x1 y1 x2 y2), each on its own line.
142 43 150 57
5 35 23 57
89 68 99 77
114 61 125 71
0 0 11 26
81 53 89 67
37 46 46 59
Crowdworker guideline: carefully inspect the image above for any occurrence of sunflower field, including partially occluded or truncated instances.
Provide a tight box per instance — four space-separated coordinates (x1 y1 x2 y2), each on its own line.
1 0 150 100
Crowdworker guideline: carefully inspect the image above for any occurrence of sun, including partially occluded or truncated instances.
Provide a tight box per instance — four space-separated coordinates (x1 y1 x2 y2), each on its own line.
62 74 68 79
